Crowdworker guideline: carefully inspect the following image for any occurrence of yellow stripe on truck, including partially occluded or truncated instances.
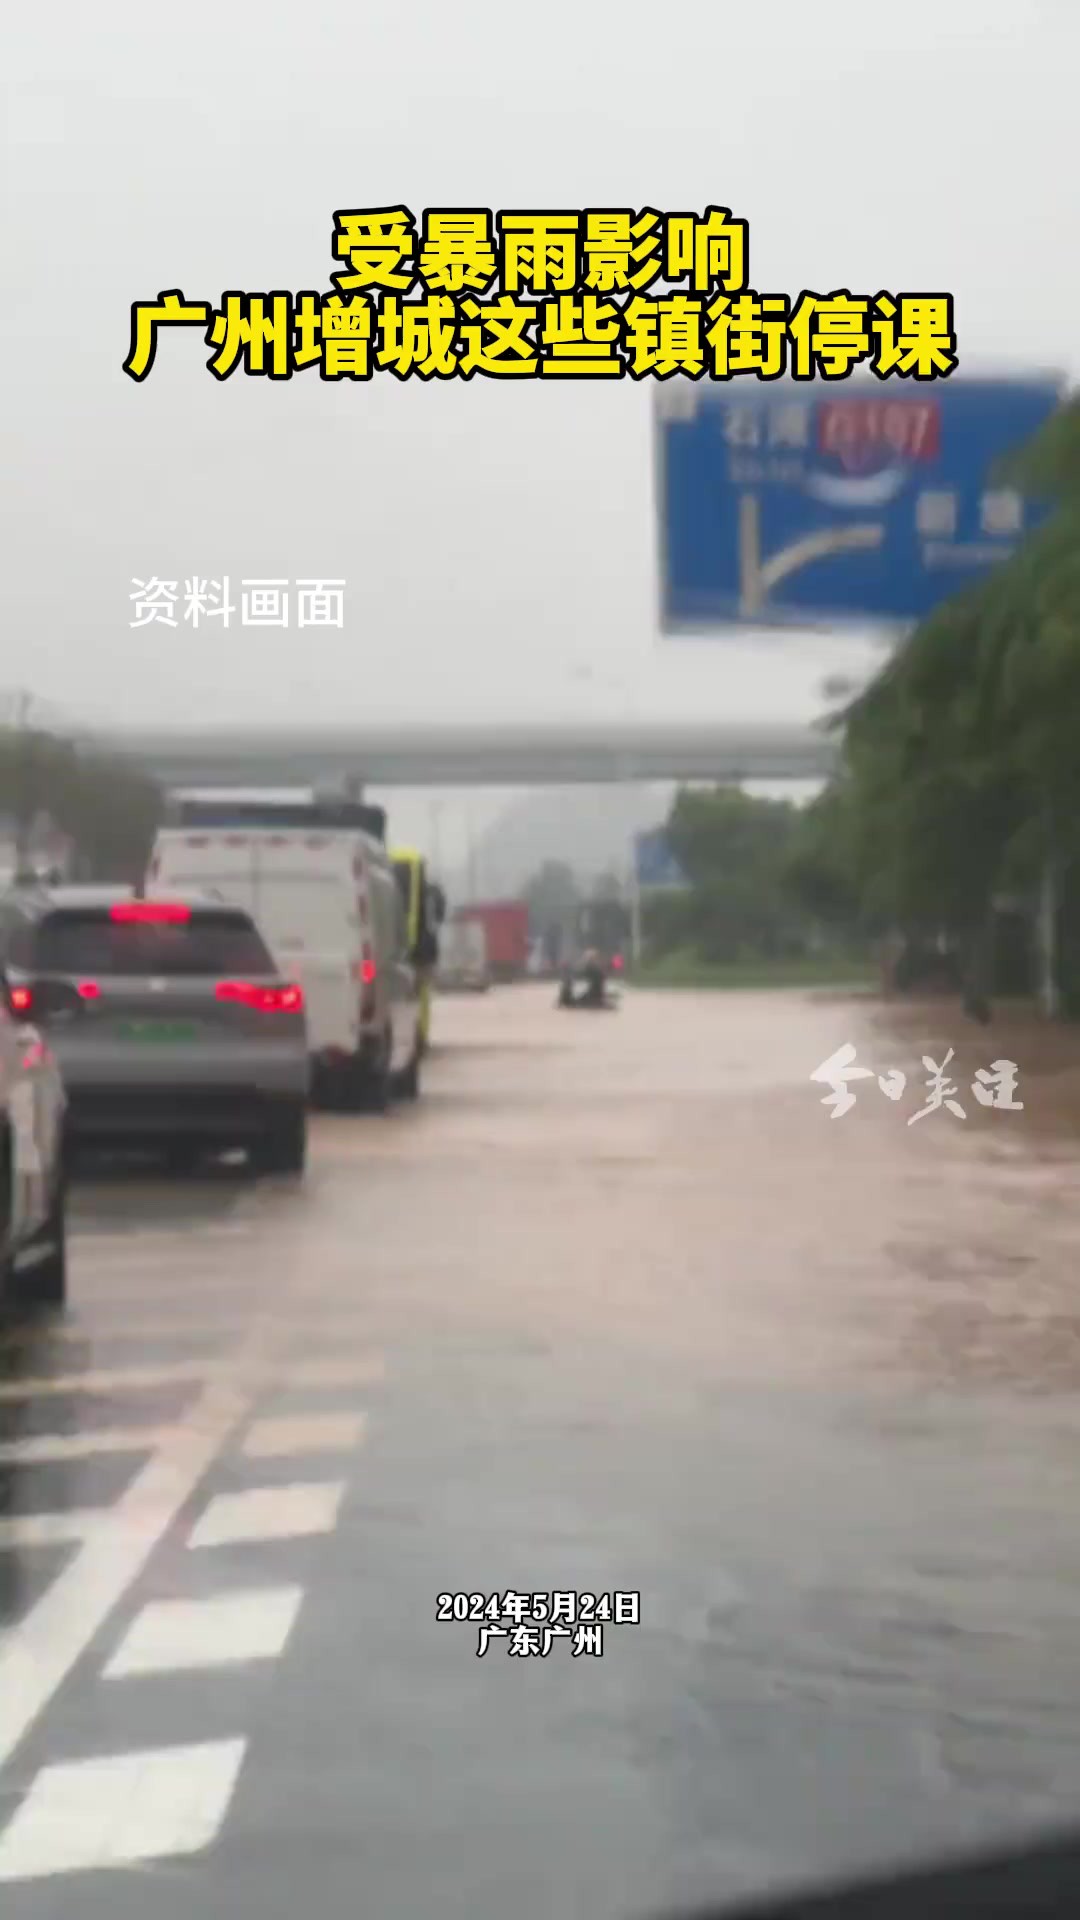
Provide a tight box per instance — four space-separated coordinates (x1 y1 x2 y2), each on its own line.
392 848 432 1050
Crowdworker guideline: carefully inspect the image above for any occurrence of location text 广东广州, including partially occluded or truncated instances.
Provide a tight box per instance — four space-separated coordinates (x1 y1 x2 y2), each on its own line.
436 1588 640 1658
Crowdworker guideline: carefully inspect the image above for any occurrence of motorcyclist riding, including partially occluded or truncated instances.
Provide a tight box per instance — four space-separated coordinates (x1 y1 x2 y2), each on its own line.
578 948 606 1006
558 948 608 1008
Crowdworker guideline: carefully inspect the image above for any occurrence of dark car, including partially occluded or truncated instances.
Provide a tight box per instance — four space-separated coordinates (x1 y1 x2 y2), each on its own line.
0 885 310 1174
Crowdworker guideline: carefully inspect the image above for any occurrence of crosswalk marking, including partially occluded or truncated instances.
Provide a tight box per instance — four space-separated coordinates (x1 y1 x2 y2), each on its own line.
0 1509 102 1550
0 1258 382 1879
0 1352 385 1401
0 1333 281 1774
0 1361 216 1400
0 1740 247 1881
188 1482 346 1549
241 1411 366 1457
2 1306 375 1346
0 1320 232 1351
104 1588 305 1678
0 1427 180 1466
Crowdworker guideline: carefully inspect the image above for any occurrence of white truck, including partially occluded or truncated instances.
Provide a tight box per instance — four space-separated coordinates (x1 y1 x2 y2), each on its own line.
147 791 423 1108
436 918 490 992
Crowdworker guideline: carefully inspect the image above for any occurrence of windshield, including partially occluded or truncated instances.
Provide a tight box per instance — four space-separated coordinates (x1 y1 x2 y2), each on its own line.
31 909 277 976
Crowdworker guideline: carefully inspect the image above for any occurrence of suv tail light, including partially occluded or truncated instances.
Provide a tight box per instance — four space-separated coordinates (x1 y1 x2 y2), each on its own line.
8 980 99 1020
216 981 304 1013
111 901 191 924
355 946 377 1018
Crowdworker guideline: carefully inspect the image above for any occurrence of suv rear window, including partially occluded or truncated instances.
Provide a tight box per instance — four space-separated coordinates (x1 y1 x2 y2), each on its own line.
31 909 277 977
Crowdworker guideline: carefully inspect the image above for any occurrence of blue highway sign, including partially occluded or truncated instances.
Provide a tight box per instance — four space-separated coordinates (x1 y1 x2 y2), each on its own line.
634 829 686 890
656 374 1064 632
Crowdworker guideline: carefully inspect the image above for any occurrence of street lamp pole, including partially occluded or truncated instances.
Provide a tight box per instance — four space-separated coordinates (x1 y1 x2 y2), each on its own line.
569 661 644 969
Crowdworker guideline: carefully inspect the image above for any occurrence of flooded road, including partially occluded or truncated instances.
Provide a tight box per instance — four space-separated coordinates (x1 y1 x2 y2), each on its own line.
2 983 1080 1916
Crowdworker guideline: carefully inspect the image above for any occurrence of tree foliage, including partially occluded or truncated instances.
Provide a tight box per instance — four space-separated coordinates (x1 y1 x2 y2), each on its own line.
652 389 1080 1003
0 728 163 881
654 785 867 964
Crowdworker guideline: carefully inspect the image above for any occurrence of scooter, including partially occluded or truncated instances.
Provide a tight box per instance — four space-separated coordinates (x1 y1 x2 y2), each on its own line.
556 966 621 1011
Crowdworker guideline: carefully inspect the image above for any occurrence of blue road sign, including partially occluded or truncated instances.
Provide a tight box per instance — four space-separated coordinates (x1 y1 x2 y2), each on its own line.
634 829 686 890
656 374 1064 632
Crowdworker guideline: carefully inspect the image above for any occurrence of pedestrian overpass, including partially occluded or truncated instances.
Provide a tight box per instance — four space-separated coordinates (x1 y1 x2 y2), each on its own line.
102 719 838 788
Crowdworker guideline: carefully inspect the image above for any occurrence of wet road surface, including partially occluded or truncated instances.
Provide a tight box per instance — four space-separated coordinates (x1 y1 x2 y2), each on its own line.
3 984 1080 1915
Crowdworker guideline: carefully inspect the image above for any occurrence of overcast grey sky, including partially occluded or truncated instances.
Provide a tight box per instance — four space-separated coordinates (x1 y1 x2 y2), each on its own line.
4 0 1074 751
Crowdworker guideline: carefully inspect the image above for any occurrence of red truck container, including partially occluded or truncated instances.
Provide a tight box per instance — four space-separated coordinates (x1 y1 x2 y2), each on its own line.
455 901 530 982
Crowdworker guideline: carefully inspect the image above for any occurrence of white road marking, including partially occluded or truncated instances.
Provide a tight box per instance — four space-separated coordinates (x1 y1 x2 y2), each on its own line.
0 1307 374 1345
0 1510 101 1550
0 1352 384 1401
241 1412 366 1458
104 1587 304 1678
187 1481 346 1549
0 1740 247 1881
0 1362 216 1400
1 1318 245 1347
0 1331 282 1774
0 1428 181 1466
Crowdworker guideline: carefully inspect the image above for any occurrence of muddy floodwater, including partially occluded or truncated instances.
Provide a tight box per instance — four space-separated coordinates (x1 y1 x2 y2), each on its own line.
4 982 1080 1918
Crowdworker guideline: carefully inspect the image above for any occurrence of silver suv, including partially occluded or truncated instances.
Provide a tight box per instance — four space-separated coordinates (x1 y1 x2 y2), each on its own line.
0 967 67 1307
0 887 310 1175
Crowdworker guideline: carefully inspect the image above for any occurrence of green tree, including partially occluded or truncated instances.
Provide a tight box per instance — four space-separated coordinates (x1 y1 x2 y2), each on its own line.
0 729 163 882
782 779 864 933
820 385 1080 1011
664 787 806 961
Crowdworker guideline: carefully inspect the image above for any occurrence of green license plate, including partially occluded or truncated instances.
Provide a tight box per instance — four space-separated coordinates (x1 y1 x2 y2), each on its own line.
118 1021 198 1042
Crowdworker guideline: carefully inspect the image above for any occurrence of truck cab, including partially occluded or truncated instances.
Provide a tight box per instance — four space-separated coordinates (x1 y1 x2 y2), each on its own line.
391 849 444 1053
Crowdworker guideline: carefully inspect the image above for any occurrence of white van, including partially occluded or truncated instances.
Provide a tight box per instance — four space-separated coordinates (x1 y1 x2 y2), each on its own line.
437 919 491 992
148 795 422 1109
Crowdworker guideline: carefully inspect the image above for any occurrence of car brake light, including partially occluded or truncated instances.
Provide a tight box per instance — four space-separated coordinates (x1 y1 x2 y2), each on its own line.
216 980 304 1013
76 980 101 999
111 900 191 924
355 944 377 1016
9 985 33 1015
